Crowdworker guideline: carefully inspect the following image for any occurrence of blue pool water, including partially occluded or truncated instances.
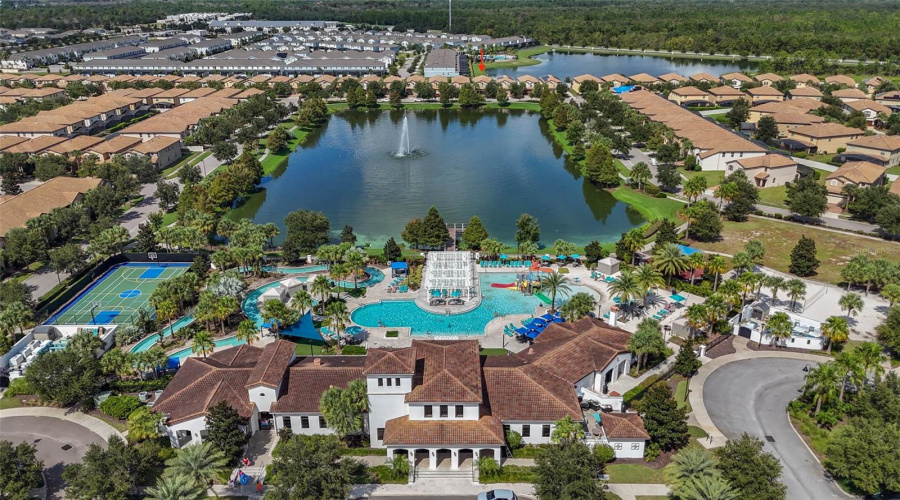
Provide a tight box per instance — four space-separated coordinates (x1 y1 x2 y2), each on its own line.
351 273 599 335
132 315 196 353
168 335 245 362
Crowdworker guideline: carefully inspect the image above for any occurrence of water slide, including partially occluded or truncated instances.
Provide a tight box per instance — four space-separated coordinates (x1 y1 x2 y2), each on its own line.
535 292 552 304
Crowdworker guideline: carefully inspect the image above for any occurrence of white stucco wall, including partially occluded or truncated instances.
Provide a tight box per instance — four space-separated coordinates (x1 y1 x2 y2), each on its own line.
408 403 479 421
607 438 645 459
274 412 335 436
699 151 766 171
247 385 278 413
163 416 208 448
503 421 556 445
367 375 412 447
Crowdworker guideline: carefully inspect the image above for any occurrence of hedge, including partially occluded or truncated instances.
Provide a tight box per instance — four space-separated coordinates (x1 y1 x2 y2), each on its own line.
3 377 35 397
386 331 399 338
674 282 715 298
108 375 174 393
342 345 367 355
99 395 143 420
623 374 661 405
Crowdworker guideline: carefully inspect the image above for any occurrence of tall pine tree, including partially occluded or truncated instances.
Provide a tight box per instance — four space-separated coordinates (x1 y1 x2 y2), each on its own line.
789 235 820 277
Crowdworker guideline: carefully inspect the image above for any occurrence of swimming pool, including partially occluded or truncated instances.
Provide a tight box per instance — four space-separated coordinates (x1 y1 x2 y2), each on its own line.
131 315 195 353
241 265 384 288
168 335 245 362
351 272 600 335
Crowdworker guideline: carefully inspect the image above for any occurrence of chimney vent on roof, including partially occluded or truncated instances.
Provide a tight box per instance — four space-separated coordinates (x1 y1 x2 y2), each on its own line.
313 358 321 365
527 348 534 355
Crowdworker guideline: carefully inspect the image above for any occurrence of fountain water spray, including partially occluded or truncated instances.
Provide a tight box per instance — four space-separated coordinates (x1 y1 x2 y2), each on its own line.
397 113 411 157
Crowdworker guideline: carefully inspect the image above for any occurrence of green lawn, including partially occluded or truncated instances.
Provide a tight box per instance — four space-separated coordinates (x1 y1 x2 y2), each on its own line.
471 46 551 76
688 425 709 440
0 397 24 410
480 465 537 484
887 166 900 175
674 377 691 411
756 167 830 210
806 153 836 164
480 348 512 356
259 126 310 175
681 169 725 187
607 464 666 484
293 343 325 356
611 187 684 221
159 211 178 228
162 151 199 177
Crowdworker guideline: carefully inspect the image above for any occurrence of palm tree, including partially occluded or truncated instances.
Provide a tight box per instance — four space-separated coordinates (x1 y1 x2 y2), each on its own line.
684 304 708 338
666 447 719 493
654 243 689 286
686 253 705 286
146 473 205 500
319 381 366 443
714 182 739 210
214 296 239 336
785 278 806 312
765 311 793 347
100 349 135 380
717 280 742 311
880 283 900 307
236 319 259 345
165 442 229 490
679 475 739 500
559 292 599 322
1 301 33 336
766 275 786 305
635 264 665 306
261 299 293 336
550 415 585 444
821 316 848 355
330 263 350 298
631 162 652 192
703 294 727 335
623 229 646 265
156 300 178 343
838 292 863 324
325 301 350 347
290 289 314 315
519 241 539 260
311 275 332 311
191 330 215 357
803 362 841 415
853 341 886 386
705 255 727 292
540 271 571 313
127 406 164 442
344 248 367 290
834 350 863 403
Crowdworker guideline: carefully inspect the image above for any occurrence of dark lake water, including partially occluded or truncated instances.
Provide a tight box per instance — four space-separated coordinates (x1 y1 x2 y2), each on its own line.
485 51 758 79
231 109 646 246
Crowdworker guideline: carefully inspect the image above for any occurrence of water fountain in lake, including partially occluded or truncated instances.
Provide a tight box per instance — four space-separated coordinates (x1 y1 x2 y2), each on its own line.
392 113 426 159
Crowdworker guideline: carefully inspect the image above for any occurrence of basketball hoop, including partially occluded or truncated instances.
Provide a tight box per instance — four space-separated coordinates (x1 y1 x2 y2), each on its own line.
148 252 158 260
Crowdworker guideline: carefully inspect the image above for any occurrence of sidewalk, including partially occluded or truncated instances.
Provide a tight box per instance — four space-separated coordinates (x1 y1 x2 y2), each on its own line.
608 342 682 395
607 483 670 500
688 337 828 449
350 481 535 498
0 406 124 441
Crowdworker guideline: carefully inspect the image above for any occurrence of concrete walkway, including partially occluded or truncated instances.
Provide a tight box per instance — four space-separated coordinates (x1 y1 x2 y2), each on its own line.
689 337 828 448
607 483 670 500
350 482 536 498
0 406 125 441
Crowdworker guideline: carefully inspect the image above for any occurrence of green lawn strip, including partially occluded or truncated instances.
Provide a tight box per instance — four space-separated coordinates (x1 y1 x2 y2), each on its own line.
357 465 407 484
480 348 512 356
340 447 387 456
606 464 666 484
688 425 708 440
788 407 832 458
886 166 900 176
293 343 325 356
616 161 632 177
0 397 24 410
160 211 178 228
674 378 691 412
611 187 684 222
480 465 537 484
681 169 725 187
259 126 311 175
510 445 552 459
162 151 199 177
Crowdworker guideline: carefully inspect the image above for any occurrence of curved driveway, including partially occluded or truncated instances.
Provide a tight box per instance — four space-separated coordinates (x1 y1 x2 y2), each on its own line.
703 358 847 500
1 416 107 499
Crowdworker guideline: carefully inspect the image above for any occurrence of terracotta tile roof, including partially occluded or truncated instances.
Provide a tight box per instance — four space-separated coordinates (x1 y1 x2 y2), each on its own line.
0 176 101 236
658 73 688 83
601 412 650 439
689 72 718 82
4 135 66 154
847 135 900 152
89 135 142 155
483 363 582 421
721 72 753 83
574 74 603 83
670 86 710 97
406 340 482 404
208 343 264 367
129 136 181 154
269 356 365 413
747 86 784 96
750 99 821 114
731 154 798 170
825 75 857 87
755 171 770 180
46 135 104 155
832 89 866 100
843 99 893 116
890 180 900 196
245 340 296 388
363 347 416 375
382 415 505 446
790 73 821 85
629 73 659 84
791 122 862 139
826 161 885 185
0 136 28 152
788 87 824 98
153 358 256 424
515 317 631 384
769 113 824 125
708 86 745 97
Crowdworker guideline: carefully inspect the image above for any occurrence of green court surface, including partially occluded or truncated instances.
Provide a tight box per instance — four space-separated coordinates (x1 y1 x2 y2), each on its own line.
47 263 189 326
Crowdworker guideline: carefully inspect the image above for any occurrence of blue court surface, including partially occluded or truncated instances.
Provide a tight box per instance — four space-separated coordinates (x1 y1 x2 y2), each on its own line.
45 263 189 326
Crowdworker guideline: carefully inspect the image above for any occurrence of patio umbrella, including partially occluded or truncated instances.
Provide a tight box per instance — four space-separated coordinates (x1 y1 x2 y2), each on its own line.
499 253 508 260
557 254 566 260
541 255 551 261
571 254 581 259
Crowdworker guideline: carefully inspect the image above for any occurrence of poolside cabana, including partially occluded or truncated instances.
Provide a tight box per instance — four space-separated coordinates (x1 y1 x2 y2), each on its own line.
597 257 620 276
260 283 288 303
422 251 477 304
390 261 408 278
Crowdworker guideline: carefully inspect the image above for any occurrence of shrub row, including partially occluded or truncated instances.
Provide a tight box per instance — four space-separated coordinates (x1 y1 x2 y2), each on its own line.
107 375 174 393
99 394 143 420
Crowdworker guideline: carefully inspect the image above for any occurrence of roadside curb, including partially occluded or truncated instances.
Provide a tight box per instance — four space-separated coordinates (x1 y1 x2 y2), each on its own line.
0 406 124 441
784 409 855 499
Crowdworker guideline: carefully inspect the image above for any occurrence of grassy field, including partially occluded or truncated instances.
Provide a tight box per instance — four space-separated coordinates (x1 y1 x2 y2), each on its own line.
611 187 684 222
259 126 310 175
690 218 898 284
681 169 725 187
755 167 831 210
607 464 666 484
471 45 551 76
674 377 691 412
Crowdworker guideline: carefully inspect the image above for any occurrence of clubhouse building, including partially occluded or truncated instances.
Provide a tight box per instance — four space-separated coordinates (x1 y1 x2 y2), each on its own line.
153 318 648 472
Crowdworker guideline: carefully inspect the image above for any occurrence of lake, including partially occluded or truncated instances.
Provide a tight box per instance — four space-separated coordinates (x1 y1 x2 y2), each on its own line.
231 109 646 246
485 51 758 79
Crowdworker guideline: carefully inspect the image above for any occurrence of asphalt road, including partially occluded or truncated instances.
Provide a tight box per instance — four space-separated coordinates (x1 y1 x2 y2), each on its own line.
1 416 107 499
703 358 846 500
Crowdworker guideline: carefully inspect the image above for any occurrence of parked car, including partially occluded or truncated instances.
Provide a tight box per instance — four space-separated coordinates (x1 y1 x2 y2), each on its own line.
477 490 518 500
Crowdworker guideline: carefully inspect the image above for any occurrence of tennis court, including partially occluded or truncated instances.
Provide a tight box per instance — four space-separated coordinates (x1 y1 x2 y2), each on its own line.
45 262 190 326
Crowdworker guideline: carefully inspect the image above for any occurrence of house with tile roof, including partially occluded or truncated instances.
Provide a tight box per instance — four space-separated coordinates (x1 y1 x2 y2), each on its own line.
726 154 799 188
825 161 886 205
754 73 784 87
790 74 821 88
786 87 824 101
845 135 900 168
824 75 857 88
667 86 712 106
720 72 753 88
0 176 102 243
746 86 785 105
842 99 893 127
786 123 864 154
154 319 646 471
831 88 868 103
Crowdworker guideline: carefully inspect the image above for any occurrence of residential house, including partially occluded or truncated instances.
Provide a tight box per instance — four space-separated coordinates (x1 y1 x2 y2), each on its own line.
786 87 824 101
87 135 143 162
128 136 183 169
572 74 604 91
2 135 66 154
629 73 659 86
542 75 562 90
824 75 857 88
708 86 746 106
154 319 647 473
862 77 887 95
842 99 893 127
720 72 753 88
790 74 821 88
44 135 105 156
825 161 886 205
734 302 825 350
0 176 102 245
667 86 712 106
725 154 799 188
831 88 868 103
689 72 718 85
746 86 785 105
845 135 900 168
516 75 540 93
786 123 864 154
754 73 783 87
875 91 900 111
658 73 688 85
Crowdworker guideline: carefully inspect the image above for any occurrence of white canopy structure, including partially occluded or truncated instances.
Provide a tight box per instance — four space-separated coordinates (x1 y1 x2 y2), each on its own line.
422 251 477 303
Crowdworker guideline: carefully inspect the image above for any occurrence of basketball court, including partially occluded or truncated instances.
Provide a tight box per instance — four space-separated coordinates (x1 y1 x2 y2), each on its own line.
45 260 189 326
